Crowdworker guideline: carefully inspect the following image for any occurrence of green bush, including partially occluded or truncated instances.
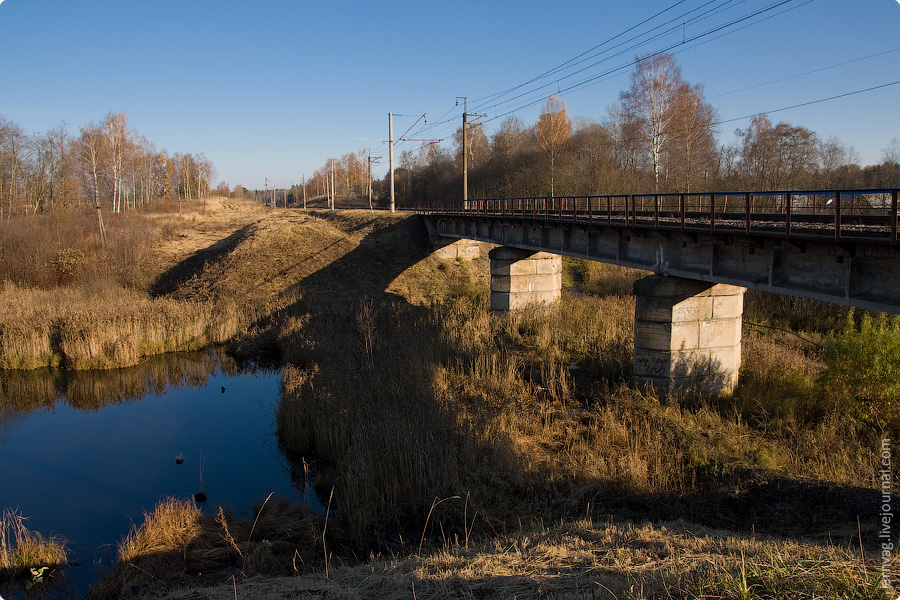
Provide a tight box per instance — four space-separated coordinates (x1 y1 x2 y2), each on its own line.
51 247 85 284
820 310 900 428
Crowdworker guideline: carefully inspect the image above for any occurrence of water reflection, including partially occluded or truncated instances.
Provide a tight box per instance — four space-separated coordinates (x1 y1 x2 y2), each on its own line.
0 347 243 421
0 348 305 597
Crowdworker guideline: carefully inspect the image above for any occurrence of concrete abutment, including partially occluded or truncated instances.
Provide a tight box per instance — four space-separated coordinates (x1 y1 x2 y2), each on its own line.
430 237 482 261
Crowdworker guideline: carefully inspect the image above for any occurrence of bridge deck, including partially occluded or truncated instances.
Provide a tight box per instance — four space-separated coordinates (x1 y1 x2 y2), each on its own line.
419 188 900 314
418 189 900 245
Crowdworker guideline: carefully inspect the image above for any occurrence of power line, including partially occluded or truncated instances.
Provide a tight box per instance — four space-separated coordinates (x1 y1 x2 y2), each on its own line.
716 79 900 126
470 0 697 107
404 1 811 144
469 0 769 115
709 46 900 99
480 0 814 124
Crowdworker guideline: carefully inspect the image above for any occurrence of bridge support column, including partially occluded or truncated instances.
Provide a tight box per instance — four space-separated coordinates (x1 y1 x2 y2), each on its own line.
489 247 562 311
633 275 745 395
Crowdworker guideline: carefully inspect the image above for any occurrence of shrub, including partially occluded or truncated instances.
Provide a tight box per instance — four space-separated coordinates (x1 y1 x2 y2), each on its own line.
50 247 85 284
820 310 900 429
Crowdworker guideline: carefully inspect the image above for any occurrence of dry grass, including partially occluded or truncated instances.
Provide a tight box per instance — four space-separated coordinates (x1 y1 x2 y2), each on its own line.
0 197 280 371
0 509 68 575
0 282 255 370
275 282 886 557
92 496 322 599
142 517 894 600
116 498 203 564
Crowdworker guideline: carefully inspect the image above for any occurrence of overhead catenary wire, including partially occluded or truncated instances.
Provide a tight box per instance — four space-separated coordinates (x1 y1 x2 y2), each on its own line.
469 0 698 107
469 0 762 115
402 0 814 144
478 0 810 124
400 1 780 140
362 0 889 181
709 46 900 99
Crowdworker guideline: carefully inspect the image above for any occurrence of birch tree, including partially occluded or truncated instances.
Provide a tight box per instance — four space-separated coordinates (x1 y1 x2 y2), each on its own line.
78 122 106 208
620 53 685 191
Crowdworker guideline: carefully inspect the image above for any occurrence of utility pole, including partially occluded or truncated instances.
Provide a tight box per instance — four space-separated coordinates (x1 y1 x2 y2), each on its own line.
457 96 485 205
330 159 335 210
302 174 307 209
265 177 268 207
367 148 382 211
283 182 286 208
389 112 395 213
386 112 429 213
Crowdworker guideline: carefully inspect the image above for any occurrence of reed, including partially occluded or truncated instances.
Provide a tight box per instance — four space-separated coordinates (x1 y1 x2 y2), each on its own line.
0 509 67 575
0 282 259 370
115 497 202 564
277 272 887 553
93 496 321 598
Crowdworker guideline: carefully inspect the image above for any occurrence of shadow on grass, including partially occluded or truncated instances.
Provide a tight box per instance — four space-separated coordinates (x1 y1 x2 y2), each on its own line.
150 224 258 297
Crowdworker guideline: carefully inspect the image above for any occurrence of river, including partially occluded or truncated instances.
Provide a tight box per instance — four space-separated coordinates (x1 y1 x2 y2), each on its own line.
0 348 314 597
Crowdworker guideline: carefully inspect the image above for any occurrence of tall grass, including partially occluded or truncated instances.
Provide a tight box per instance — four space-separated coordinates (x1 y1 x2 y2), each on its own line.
277 276 890 552
93 496 321 598
0 282 256 370
0 509 67 575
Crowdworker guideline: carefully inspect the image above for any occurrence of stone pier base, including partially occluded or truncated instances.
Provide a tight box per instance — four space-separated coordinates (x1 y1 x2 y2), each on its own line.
489 247 562 311
633 275 745 394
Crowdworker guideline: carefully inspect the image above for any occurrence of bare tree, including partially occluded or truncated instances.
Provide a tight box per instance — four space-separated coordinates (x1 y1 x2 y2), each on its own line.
78 121 106 208
620 53 685 191
664 83 717 192
535 95 572 196
489 116 528 196
103 112 131 213
882 138 900 166
737 114 818 190
0 117 26 217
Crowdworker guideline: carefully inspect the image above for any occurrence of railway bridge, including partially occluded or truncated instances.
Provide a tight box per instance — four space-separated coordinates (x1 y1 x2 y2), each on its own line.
418 188 900 394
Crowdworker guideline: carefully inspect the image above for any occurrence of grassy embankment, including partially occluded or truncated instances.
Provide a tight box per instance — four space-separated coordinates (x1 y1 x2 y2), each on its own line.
1 201 896 597
0 197 275 370
88 208 897 598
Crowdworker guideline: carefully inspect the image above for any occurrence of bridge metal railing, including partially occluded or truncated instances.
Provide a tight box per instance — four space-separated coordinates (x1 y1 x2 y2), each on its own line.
416 188 900 245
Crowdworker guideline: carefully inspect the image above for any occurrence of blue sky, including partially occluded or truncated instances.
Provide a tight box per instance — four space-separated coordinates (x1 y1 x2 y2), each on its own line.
0 0 898 190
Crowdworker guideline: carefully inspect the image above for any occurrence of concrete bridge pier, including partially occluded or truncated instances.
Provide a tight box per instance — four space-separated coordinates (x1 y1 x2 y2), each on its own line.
633 275 745 395
489 247 562 311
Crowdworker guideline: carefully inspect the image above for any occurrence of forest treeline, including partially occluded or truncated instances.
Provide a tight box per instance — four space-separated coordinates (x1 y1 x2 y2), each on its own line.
0 111 221 218
292 53 900 208
6 53 897 215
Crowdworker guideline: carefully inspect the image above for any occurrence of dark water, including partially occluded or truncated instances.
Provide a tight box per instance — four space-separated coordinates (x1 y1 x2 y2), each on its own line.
0 349 313 597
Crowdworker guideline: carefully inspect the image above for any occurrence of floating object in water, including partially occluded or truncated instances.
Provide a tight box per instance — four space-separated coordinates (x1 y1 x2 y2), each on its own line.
194 491 207 503
175 453 184 465
221 386 225 393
